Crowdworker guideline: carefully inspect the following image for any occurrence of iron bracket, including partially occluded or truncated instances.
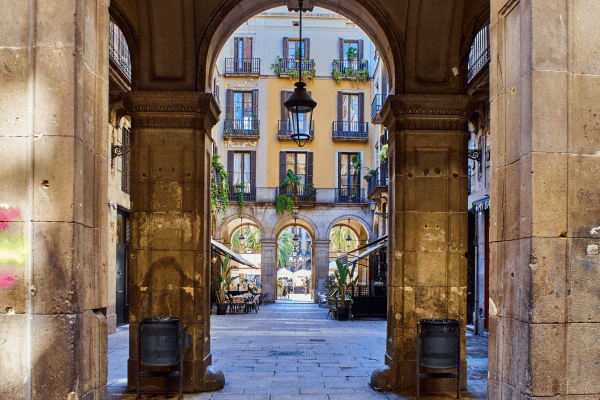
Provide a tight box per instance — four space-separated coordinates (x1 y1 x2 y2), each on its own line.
111 144 131 167
467 149 482 162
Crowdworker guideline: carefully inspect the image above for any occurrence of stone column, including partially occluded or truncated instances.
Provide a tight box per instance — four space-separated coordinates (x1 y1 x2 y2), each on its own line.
313 240 331 302
0 1 109 399
123 91 224 393
260 239 277 303
475 210 486 335
488 1 600 397
370 95 472 394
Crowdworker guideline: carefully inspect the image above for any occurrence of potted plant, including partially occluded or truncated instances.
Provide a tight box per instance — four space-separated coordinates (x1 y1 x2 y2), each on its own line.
211 154 229 227
275 194 295 216
281 169 301 201
211 254 238 315
364 168 376 182
305 182 317 202
332 259 358 321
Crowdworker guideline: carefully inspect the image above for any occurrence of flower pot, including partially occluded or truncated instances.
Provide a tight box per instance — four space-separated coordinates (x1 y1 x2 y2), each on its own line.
293 195 300 202
216 303 228 315
337 306 350 321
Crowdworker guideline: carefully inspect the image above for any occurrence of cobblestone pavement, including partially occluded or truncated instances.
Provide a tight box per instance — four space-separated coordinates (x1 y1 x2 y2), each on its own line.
108 297 488 399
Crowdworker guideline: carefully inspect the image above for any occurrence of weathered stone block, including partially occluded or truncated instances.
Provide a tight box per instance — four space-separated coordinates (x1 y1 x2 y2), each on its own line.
0 314 29 399
569 74 600 155
567 323 600 394
504 161 522 241
531 70 568 153
505 83 522 165
530 323 566 396
567 155 600 238
0 48 30 138
530 237 567 323
568 238 600 323
150 213 183 250
417 177 448 212
570 0 600 75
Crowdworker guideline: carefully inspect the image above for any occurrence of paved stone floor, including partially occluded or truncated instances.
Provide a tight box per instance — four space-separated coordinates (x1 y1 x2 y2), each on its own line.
108 295 488 399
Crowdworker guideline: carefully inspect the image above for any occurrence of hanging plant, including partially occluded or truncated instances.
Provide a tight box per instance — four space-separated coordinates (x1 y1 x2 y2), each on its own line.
275 194 295 216
236 181 245 218
210 154 229 227
331 59 369 85
379 144 388 162
271 55 316 81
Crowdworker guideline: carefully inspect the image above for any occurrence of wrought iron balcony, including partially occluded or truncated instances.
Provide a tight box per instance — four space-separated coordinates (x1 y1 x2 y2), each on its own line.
380 130 388 146
332 121 369 141
371 94 386 123
109 21 132 81
335 185 365 204
273 59 315 76
278 120 314 140
332 59 369 75
225 58 261 75
467 25 490 83
367 163 388 197
277 184 317 203
228 183 256 202
224 119 260 138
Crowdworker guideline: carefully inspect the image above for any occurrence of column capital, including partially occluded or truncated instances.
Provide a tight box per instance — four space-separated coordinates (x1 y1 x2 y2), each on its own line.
260 239 278 246
123 91 220 130
313 240 331 248
381 94 475 133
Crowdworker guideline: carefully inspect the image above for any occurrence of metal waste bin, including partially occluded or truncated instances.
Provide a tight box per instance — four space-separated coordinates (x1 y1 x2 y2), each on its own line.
416 318 460 399
137 318 191 399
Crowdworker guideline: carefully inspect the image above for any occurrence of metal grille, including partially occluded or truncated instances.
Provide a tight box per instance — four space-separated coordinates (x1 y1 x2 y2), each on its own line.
228 184 256 202
332 121 369 140
371 94 386 121
109 21 132 80
225 58 261 74
335 185 364 203
467 25 490 83
332 59 369 74
121 128 130 194
275 58 315 75
224 119 260 137
278 120 314 138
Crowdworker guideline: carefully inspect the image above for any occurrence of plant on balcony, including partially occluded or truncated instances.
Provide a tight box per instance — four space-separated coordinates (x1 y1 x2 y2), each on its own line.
379 144 388 162
331 59 369 84
331 259 358 321
305 183 317 201
211 154 229 227
275 194 295 216
281 169 301 197
364 168 376 182
236 181 245 218
271 56 316 81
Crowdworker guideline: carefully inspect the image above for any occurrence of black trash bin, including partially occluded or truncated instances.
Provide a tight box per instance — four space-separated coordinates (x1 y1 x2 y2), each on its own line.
137 318 191 400
416 318 461 399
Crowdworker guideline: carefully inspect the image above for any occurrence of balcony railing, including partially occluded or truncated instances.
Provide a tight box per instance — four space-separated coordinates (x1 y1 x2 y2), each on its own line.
228 183 256 202
109 21 132 81
467 25 490 83
332 121 369 140
332 59 369 75
335 185 365 204
278 120 314 140
367 163 388 197
380 130 388 146
277 184 316 203
274 59 315 75
224 119 260 138
225 58 261 75
371 94 386 122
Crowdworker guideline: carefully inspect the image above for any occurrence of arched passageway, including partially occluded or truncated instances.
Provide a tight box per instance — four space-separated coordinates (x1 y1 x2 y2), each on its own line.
3 0 600 399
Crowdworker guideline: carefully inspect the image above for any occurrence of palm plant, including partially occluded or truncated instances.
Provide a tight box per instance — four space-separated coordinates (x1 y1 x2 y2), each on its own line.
277 231 294 269
332 259 358 309
211 255 238 304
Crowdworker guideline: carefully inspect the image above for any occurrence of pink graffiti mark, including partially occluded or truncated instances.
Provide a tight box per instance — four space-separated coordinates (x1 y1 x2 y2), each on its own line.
0 271 16 289
0 207 20 231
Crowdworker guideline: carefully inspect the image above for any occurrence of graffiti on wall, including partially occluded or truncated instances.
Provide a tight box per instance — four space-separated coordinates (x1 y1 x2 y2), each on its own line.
0 205 26 290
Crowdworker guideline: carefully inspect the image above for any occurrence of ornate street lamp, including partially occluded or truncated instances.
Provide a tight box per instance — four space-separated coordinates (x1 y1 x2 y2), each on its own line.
285 0 317 147
345 219 353 250
238 219 246 251
292 219 300 252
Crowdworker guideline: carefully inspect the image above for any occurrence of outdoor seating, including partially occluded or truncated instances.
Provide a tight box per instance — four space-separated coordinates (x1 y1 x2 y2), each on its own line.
245 295 260 314
326 297 337 319
230 296 245 313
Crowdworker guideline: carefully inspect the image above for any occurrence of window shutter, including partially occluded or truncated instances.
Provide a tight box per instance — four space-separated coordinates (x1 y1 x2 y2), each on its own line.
358 39 364 61
226 89 233 118
234 38 239 62
338 152 343 188
304 38 310 59
358 92 365 125
281 91 288 121
252 89 259 117
338 38 344 60
307 152 314 185
382 68 388 99
283 37 289 59
227 151 234 188
250 151 257 189
337 91 343 122
279 151 287 185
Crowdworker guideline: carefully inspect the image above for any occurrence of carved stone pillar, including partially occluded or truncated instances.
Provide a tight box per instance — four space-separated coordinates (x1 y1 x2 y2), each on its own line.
313 240 331 300
260 239 277 303
371 95 472 394
123 91 224 393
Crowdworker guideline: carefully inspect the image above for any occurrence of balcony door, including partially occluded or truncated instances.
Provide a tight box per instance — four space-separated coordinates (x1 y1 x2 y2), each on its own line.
338 152 361 202
234 91 253 129
337 92 364 132
279 151 313 199
234 37 253 72
227 150 256 200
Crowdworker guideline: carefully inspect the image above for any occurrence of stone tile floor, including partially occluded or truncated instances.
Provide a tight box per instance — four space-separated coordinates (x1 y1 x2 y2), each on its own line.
108 295 488 399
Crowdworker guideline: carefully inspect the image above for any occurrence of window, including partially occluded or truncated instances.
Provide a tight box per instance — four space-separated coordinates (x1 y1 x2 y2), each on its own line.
343 40 358 61
233 152 251 190
233 37 253 73
234 91 254 128
343 94 359 125
338 38 364 61
286 152 307 185
339 152 360 187
227 150 256 201
288 39 305 60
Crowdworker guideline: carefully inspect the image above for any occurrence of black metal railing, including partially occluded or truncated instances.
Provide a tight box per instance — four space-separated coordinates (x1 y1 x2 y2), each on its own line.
367 163 388 197
277 184 317 203
332 59 369 75
228 184 256 202
371 94 386 121
380 130 388 145
335 185 364 203
468 168 472 195
275 59 315 75
467 25 490 83
224 119 260 137
332 121 369 140
109 21 132 80
278 120 314 138
225 58 261 74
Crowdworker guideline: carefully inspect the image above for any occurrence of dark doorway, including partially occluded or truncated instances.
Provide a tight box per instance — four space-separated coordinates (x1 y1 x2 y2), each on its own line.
116 209 130 326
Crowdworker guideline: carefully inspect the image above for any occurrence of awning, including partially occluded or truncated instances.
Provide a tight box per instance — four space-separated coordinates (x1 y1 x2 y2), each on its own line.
211 239 258 269
348 240 387 265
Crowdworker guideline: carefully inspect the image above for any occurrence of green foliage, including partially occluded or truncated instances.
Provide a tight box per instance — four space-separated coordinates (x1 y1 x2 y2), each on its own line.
277 231 295 269
211 255 238 303
379 144 388 162
331 60 369 85
329 226 357 252
331 259 358 308
236 181 245 218
271 56 316 81
351 154 361 171
232 225 261 253
275 194 295 216
304 183 317 199
210 154 229 227
281 169 301 190
346 46 358 61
